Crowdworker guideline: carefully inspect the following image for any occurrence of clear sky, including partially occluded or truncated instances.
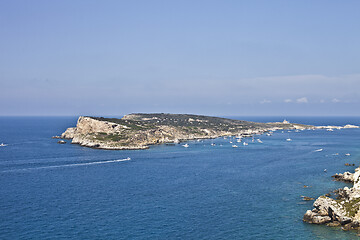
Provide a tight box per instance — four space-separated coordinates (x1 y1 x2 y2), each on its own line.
1 0 359 116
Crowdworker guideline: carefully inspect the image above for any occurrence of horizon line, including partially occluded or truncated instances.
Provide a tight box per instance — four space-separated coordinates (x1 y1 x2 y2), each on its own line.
1 114 360 118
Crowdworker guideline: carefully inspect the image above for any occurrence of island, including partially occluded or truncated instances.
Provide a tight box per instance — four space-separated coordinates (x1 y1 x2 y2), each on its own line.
58 113 360 231
59 113 313 150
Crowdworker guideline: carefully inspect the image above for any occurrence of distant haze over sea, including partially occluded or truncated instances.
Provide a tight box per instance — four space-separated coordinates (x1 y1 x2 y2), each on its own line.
1 1 359 116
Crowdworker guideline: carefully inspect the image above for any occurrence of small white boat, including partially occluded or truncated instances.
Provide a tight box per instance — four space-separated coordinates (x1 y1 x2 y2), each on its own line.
324 169 327 172
126 157 131 161
229 141 233 144
257 139 263 143
327 128 334 131
211 143 216 146
232 145 238 148
182 144 189 148
236 139 242 143
345 153 351 156
286 138 292 142
315 148 323 152
243 142 248 146
0 143 7 147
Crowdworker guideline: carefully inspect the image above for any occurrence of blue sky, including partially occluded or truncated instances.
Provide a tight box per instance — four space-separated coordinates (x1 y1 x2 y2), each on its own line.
1 0 359 116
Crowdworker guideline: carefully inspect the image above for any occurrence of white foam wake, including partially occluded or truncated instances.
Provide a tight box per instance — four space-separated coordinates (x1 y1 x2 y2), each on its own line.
2 157 131 173
314 148 323 152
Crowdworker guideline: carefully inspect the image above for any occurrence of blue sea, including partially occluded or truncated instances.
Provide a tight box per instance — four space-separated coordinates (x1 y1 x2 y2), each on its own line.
1 116 360 239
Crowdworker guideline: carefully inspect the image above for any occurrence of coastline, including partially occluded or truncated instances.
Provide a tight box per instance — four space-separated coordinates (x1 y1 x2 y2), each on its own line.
57 114 316 150
57 114 359 151
304 166 360 233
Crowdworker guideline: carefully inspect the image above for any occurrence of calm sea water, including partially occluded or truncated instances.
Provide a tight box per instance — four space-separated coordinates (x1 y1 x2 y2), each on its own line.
0 116 360 240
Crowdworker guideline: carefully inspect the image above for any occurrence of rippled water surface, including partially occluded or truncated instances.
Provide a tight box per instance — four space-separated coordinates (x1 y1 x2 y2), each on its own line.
1 116 360 239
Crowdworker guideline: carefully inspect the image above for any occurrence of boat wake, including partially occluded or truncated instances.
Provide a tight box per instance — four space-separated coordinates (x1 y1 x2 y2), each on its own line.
314 148 323 152
1 157 131 173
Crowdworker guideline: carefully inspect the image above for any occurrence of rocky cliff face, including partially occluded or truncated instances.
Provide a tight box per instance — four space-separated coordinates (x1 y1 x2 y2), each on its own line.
304 167 360 231
59 114 313 150
61 116 152 149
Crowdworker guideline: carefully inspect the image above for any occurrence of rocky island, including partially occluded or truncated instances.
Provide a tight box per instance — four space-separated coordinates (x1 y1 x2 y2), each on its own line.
59 113 313 150
59 113 360 231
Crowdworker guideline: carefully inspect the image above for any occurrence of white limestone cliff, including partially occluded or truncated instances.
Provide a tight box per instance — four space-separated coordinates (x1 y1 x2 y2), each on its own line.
304 167 360 230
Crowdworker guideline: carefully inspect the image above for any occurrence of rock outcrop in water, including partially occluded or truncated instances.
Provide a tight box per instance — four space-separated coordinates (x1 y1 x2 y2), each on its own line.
59 113 313 150
332 171 354 183
304 167 360 231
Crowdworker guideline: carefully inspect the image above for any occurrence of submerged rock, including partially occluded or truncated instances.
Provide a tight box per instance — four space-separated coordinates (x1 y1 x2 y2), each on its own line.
345 163 355 166
302 196 315 201
327 221 341 227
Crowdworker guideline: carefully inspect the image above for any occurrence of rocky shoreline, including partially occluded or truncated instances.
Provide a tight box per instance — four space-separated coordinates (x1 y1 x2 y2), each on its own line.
303 167 360 232
57 114 359 150
57 114 315 150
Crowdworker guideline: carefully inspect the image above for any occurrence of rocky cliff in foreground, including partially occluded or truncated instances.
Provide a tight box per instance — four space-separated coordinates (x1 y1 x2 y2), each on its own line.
59 113 313 150
304 167 360 231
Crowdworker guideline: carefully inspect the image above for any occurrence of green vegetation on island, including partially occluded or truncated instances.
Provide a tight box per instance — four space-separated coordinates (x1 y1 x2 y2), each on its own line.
59 113 314 150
